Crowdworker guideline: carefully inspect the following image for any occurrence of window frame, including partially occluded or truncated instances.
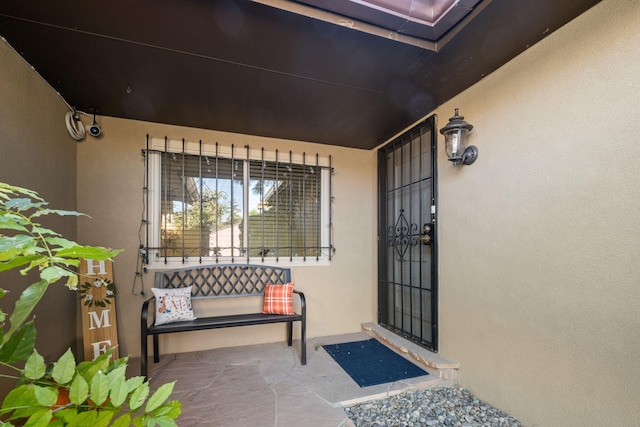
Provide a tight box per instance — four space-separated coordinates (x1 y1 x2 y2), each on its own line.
145 138 333 268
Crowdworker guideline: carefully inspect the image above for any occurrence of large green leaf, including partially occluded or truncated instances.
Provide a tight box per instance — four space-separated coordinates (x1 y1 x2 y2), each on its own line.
47 257 80 268
128 382 149 411
69 373 89 405
0 321 36 363
131 415 143 427
18 257 49 276
151 400 182 419
110 413 131 427
76 349 112 384
125 376 145 393
24 350 46 380
30 209 85 219
89 371 109 407
145 382 176 413
2 384 39 419
0 183 41 201
0 234 33 248
65 274 78 290
33 386 57 407
4 198 46 212
28 226 61 237
40 266 76 285
0 254 42 271
0 217 28 232
2 384 35 409
44 237 77 249
23 408 52 427
93 409 116 427
65 409 97 427
6 280 47 340
49 417 66 427
51 349 76 385
105 364 126 381
0 235 38 264
108 375 128 408
106 365 127 407
155 415 179 427
55 246 122 260
163 400 182 418
52 407 78 424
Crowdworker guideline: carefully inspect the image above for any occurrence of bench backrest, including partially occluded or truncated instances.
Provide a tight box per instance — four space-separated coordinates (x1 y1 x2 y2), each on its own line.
154 264 291 299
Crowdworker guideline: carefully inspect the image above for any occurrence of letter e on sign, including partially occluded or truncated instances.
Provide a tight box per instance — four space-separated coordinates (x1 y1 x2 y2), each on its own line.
91 340 113 360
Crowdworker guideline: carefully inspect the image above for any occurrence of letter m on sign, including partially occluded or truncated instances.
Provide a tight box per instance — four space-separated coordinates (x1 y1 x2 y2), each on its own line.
88 310 111 330
79 259 119 361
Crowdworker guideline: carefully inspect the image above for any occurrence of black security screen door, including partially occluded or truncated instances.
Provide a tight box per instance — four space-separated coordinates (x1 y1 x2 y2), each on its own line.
377 115 438 351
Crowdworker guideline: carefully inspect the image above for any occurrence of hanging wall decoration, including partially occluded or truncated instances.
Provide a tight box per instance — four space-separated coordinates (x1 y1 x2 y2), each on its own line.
78 278 116 307
79 259 120 361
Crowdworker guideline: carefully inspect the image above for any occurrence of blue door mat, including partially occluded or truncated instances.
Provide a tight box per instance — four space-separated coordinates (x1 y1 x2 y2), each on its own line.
323 338 429 387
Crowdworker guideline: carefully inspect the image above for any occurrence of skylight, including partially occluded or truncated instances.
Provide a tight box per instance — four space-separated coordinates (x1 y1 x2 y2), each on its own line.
296 0 481 42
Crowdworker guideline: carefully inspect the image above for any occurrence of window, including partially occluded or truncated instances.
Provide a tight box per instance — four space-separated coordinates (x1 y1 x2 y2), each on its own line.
145 138 333 267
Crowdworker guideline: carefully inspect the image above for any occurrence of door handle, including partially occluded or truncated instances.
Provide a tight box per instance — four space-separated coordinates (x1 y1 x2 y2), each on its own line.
412 224 431 246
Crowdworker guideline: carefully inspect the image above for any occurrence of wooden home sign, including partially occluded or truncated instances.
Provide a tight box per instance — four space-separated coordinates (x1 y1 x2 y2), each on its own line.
79 259 119 361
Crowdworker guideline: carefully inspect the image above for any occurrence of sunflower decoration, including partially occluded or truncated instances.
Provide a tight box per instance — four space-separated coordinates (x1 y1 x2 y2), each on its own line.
78 278 117 307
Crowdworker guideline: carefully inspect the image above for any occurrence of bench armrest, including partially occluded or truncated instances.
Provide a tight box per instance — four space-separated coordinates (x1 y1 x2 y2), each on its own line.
293 289 306 317
141 296 156 330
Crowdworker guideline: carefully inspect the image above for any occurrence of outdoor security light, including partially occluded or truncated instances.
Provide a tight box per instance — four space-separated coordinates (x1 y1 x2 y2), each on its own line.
439 108 478 166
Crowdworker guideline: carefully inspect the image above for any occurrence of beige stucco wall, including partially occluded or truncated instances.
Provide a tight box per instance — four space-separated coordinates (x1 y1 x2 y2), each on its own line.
0 40 79 395
76 118 376 358
432 0 640 425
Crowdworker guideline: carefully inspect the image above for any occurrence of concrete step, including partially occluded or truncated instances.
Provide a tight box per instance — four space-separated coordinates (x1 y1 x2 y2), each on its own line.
361 322 460 383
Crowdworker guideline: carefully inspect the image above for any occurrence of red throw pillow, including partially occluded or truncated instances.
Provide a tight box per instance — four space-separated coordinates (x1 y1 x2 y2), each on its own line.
262 282 294 315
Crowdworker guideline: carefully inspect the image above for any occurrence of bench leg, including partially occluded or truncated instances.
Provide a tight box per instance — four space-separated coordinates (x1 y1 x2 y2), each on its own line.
141 334 148 378
153 335 160 363
287 321 293 346
300 318 306 365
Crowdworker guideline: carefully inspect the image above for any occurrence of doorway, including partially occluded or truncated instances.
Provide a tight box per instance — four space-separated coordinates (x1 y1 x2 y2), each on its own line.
377 115 438 351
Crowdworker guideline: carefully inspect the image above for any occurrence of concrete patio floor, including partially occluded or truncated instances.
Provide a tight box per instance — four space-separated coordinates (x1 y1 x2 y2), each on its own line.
134 330 453 427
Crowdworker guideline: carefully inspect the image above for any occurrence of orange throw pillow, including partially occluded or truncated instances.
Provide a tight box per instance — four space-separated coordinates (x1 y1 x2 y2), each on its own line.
262 282 294 315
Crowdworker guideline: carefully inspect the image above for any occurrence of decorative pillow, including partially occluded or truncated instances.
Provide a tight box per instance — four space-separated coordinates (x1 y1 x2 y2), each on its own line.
152 286 196 325
262 282 294 315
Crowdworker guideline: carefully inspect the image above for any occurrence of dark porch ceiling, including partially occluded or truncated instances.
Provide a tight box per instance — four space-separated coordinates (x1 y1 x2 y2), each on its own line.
0 0 601 150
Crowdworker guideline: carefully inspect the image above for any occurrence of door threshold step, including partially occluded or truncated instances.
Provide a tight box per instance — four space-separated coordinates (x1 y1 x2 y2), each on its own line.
361 322 460 382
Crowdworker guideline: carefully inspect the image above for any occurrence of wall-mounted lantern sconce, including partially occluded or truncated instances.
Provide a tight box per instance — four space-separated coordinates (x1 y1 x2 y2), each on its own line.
439 108 478 166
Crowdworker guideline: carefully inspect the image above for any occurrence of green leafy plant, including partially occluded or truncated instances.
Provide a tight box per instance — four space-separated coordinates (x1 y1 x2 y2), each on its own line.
0 183 182 426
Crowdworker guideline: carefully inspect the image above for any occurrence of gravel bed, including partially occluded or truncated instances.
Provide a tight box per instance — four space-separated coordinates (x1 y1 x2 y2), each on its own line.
344 386 523 427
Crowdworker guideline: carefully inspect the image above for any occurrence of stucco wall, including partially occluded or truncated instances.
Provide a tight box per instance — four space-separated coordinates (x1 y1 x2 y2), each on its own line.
76 118 376 358
0 41 79 395
433 0 639 425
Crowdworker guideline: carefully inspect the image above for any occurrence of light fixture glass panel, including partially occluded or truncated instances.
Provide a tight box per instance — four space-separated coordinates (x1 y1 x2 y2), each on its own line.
444 129 468 159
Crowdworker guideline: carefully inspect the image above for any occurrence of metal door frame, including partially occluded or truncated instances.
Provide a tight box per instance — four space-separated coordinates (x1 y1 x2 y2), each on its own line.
377 115 438 352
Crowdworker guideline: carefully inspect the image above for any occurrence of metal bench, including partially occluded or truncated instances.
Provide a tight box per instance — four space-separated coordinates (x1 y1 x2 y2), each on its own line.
141 264 306 377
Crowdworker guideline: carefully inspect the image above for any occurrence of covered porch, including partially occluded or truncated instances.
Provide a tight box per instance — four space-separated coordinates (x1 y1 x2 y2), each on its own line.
1 0 639 425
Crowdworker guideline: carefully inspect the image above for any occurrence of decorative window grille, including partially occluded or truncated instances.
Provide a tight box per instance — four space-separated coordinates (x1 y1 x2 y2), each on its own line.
143 136 334 267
